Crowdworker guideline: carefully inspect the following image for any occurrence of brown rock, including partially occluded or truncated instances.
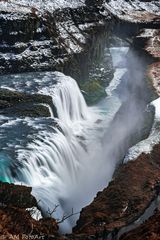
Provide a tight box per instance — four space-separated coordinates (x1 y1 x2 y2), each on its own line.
0 181 37 209
74 144 160 235
0 182 59 239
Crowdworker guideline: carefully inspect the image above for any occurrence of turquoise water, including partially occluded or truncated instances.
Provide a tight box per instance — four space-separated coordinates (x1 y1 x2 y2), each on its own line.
0 152 12 183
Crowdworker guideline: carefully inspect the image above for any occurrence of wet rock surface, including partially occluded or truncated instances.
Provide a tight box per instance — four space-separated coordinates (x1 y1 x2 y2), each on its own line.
0 88 56 117
0 181 37 208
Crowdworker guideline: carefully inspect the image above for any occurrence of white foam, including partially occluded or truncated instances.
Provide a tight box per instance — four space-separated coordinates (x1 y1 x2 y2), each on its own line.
106 68 127 96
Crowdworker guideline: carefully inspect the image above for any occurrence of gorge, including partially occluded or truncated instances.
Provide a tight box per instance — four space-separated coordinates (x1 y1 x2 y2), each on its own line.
0 1 160 240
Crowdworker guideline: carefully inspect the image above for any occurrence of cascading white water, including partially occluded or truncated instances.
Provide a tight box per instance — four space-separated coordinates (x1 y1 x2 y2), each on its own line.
0 71 121 232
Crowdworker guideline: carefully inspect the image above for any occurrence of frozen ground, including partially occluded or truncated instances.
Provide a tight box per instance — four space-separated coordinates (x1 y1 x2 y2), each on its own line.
0 0 85 13
105 0 160 22
124 98 160 162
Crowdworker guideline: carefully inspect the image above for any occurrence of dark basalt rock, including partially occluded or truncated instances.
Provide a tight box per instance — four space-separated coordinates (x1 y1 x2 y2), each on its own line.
85 0 104 7
0 2 111 82
1 103 52 118
0 99 11 109
0 0 159 82
0 88 51 104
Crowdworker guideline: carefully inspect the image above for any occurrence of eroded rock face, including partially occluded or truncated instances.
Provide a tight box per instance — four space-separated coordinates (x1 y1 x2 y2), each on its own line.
0 0 159 82
0 0 111 82
85 0 104 7
144 29 160 96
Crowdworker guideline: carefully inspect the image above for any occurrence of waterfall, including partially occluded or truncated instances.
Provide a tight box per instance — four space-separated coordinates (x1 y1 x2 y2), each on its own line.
0 43 154 233
38 73 92 124
2 48 144 232
2 71 117 232
1 48 151 233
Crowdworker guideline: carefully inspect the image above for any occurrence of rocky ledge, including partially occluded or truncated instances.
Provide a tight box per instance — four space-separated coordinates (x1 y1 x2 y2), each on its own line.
0 181 59 239
0 88 56 117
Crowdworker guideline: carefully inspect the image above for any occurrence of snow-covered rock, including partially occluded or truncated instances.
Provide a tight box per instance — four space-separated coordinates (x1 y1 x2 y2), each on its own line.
0 0 110 80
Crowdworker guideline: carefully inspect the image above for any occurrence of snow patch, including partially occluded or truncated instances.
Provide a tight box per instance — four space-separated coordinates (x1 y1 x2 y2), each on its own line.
124 98 160 162
0 0 85 14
